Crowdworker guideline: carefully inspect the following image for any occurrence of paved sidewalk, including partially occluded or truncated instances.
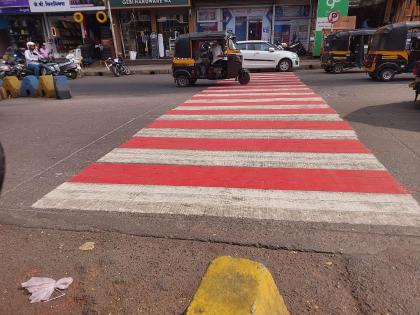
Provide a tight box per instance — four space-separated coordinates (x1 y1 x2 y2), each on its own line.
82 59 321 76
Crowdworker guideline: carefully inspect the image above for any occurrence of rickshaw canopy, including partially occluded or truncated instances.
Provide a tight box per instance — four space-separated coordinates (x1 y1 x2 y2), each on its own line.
325 29 376 51
370 22 420 51
174 31 235 59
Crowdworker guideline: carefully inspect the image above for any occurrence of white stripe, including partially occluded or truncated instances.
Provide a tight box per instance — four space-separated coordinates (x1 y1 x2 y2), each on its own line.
174 104 330 110
135 128 358 140
32 183 420 226
159 114 342 121
206 84 306 89
184 97 324 103
99 148 385 170
194 92 316 97
202 88 312 93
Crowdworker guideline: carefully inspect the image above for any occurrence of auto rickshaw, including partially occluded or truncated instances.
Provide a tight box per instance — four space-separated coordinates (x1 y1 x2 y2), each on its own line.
365 22 420 81
321 29 375 73
172 31 250 87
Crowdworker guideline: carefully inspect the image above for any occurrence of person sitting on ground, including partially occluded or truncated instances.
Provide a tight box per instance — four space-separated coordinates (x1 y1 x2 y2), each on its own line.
24 41 41 77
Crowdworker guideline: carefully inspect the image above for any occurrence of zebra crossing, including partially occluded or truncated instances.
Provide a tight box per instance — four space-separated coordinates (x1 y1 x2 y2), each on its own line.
32 73 420 227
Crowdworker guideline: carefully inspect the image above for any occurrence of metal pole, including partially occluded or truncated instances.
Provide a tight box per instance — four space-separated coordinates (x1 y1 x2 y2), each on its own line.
307 0 313 52
271 3 275 44
107 0 118 57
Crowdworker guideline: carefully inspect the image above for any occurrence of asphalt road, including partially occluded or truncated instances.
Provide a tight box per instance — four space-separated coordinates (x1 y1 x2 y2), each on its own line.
1 71 420 314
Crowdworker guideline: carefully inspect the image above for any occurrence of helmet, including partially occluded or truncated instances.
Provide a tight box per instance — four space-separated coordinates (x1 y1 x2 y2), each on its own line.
26 41 35 48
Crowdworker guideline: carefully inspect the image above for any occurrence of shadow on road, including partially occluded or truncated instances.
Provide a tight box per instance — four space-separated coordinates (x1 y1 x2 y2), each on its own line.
345 100 420 132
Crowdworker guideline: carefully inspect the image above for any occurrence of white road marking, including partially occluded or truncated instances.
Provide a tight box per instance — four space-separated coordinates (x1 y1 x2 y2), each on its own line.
99 148 385 170
135 128 358 140
159 114 342 121
184 97 324 103
33 183 420 227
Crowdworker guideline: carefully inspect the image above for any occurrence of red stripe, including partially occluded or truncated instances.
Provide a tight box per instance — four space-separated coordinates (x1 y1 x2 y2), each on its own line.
182 100 326 106
206 85 306 90
148 120 352 130
191 94 319 99
167 108 336 115
70 163 407 194
121 137 370 153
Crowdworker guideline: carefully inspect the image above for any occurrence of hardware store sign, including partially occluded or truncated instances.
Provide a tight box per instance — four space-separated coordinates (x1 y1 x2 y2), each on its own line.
109 0 190 8
29 0 105 12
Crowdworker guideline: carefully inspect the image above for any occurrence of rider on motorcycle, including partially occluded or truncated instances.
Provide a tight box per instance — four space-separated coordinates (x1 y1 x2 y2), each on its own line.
24 41 41 77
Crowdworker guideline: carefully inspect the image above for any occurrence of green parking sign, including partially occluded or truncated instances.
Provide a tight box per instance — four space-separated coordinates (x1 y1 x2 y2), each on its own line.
313 0 349 56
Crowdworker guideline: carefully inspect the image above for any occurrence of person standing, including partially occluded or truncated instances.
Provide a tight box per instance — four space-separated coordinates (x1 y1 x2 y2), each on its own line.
24 42 41 77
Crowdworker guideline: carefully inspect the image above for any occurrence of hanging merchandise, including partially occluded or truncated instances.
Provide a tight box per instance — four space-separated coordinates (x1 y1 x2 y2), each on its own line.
96 11 108 24
73 12 84 24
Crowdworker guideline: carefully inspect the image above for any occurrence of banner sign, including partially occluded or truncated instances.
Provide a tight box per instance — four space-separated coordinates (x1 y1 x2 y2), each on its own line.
0 6 30 12
109 0 190 9
0 0 29 7
29 0 105 12
313 0 349 56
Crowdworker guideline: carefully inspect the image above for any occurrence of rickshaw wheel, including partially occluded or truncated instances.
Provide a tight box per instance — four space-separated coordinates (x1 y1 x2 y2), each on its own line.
238 70 250 85
332 63 344 74
175 75 190 87
379 68 395 82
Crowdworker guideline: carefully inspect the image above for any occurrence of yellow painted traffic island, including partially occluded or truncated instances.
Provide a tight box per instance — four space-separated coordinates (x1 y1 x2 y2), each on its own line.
186 256 290 315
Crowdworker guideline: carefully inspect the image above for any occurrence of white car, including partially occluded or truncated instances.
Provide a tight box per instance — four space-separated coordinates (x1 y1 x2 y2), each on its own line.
236 40 300 72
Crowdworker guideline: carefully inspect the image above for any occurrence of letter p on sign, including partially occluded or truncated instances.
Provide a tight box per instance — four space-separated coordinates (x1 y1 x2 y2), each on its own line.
328 11 340 24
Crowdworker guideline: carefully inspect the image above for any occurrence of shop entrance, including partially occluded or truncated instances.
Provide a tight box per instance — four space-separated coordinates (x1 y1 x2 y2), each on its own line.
248 18 262 40
157 12 189 57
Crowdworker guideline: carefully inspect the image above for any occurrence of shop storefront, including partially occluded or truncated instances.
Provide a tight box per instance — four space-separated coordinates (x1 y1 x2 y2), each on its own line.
273 5 311 48
28 0 109 59
195 6 272 42
110 0 191 59
0 0 46 56
194 1 311 48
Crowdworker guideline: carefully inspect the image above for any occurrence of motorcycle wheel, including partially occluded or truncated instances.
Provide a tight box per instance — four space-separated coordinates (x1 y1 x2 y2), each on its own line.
122 65 131 75
67 71 78 80
112 65 121 77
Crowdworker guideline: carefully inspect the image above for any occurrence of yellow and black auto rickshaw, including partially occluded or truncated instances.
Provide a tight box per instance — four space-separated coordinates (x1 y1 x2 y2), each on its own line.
365 22 420 81
172 31 250 87
321 29 375 73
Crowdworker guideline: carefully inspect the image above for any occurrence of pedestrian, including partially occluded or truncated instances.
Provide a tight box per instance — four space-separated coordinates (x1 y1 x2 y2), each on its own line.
24 41 41 77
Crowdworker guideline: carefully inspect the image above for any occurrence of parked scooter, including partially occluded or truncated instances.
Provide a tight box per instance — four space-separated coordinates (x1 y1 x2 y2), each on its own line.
277 40 307 57
105 56 131 77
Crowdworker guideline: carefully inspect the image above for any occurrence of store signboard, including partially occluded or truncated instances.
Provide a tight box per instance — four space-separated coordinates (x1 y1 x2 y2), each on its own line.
28 0 105 12
0 0 29 7
109 0 190 9
0 6 30 12
313 0 349 56
0 0 30 13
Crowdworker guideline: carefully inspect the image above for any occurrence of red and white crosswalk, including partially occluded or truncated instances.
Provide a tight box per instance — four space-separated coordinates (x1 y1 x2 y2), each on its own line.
33 73 420 226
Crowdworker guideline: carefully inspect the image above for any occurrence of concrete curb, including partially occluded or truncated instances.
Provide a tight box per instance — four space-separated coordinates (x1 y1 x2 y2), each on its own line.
186 256 290 315
82 63 320 76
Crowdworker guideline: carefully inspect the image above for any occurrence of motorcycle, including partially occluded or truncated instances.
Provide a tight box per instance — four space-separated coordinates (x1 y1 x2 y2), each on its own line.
277 40 307 57
105 56 131 77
